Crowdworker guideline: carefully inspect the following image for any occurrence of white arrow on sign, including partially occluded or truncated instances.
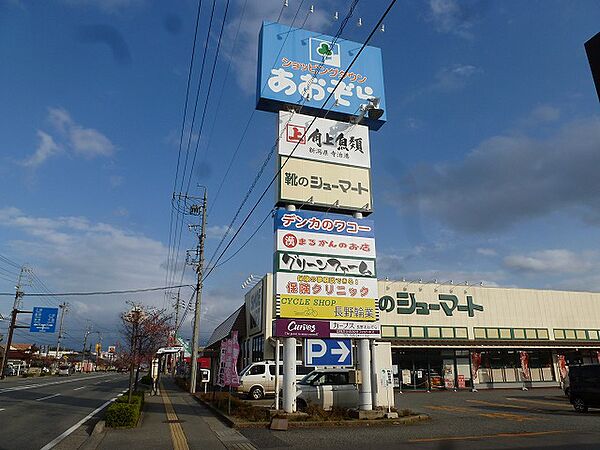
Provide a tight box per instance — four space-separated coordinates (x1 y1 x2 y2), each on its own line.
331 340 350 363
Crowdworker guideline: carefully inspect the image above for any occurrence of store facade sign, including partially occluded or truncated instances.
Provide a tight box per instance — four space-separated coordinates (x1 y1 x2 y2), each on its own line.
245 280 263 334
273 318 380 339
257 22 387 130
278 157 373 214
276 229 376 258
274 208 374 238
378 292 484 318
275 251 376 278
277 294 378 321
276 272 378 299
278 111 371 168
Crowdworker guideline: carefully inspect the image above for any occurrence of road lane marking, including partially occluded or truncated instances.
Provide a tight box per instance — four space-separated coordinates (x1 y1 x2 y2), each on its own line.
0 408 5 412
424 405 472 413
505 397 572 408
36 393 61 402
478 412 544 422
467 399 530 409
40 387 128 450
0 374 114 394
408 430 567 443
160 381 190 450
426 403 543 422
73 386 86 391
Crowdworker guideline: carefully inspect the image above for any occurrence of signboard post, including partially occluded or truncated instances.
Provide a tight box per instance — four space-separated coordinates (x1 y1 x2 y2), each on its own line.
259 19 387 412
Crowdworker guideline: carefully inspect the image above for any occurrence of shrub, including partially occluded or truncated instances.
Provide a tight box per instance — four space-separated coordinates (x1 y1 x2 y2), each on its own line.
116 391 144 407
105 402 140 428
140 374 153 386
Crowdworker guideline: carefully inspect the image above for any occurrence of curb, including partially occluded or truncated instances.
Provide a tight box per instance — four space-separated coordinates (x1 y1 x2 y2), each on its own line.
193 396 430 429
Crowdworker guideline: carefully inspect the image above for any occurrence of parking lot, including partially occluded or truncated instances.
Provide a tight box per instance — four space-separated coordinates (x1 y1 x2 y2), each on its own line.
239 387 600 449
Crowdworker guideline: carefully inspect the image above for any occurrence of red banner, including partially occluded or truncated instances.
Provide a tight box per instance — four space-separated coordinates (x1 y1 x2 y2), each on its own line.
471 352 481 380
520 351 530 380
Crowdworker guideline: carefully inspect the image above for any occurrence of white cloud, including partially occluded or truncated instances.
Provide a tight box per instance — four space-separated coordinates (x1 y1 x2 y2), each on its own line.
477 248 497 256
109 175 124 188
224 0 332 94
20 131 62 168
20 108 115 169
391 116 600 232
48 107 115 158
0 208 251 347
504 249 595 274
61 0 142 13
206 224 231 239
426 0 480 39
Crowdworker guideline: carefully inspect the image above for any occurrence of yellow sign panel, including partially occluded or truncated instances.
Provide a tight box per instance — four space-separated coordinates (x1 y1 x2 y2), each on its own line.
278 157 373 214
278 294 377 321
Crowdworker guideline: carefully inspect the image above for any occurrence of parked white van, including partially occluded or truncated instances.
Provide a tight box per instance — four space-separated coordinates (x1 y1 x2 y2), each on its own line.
238 361 311 400
295 369 359 410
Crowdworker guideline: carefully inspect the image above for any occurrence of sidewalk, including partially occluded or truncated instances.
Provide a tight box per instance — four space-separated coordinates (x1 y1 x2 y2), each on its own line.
90 377 256 450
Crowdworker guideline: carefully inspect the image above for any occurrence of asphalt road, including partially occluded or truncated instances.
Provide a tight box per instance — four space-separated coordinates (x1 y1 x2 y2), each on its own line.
240 387 600 449
0 372 129 450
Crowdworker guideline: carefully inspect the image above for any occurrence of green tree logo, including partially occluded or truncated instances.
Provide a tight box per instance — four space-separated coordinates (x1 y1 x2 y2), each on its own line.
317 43 333 57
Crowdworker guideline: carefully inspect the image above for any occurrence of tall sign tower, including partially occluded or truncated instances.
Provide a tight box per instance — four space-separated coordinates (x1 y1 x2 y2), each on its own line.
256 21 387 413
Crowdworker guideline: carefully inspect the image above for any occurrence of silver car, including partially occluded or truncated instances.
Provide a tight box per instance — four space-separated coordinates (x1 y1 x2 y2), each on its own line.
295 369 359 411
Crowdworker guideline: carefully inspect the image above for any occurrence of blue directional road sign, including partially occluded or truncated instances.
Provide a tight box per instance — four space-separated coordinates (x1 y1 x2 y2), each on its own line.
30 307 59 333
304 338 352 367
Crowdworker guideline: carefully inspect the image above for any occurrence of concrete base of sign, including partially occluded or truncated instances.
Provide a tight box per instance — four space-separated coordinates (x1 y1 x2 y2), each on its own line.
350 409 386 420
384 412 399 419
270 418 288 431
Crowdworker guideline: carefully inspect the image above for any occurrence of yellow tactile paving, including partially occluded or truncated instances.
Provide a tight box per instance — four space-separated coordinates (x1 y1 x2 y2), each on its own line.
160 382 190 450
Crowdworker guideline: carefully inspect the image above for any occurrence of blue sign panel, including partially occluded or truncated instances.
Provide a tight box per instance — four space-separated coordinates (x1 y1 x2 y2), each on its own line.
257 22 387 130
304 338 353 367
30 307 58 333
274 209 375 238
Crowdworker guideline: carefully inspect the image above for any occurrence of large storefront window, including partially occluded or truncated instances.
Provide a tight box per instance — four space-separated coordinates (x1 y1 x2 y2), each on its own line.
392 349 472 391
477 349 555 384
392 348 557 389
251 336 264 362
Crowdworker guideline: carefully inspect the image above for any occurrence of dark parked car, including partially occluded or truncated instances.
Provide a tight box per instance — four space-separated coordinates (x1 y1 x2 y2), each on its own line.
568 365 600 413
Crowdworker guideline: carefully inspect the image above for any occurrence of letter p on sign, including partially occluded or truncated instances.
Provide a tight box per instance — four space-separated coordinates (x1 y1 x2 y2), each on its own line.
306 339 327 365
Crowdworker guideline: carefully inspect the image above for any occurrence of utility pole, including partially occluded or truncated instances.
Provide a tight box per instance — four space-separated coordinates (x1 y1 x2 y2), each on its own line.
54 302 68 361
188 189 207 394
0 267 27 380
81 325 91 372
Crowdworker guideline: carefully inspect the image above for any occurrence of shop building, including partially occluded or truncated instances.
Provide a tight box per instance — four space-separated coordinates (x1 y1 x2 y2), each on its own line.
207 274 600 391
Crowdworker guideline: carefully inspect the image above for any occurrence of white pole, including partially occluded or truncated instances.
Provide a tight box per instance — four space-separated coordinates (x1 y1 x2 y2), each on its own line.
358 338 373 410
283 337 296 413
353 211 373 411
275 338 281 410
282 204 298 413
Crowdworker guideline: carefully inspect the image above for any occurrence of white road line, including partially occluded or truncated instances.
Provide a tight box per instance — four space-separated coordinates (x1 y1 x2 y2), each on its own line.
73 386 86 391
40 388 128 450
35 393 60 402
0 374 114 394
0 408 5 412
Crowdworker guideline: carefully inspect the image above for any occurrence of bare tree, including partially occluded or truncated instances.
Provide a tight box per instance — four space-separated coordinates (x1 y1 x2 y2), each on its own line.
120 305 172 400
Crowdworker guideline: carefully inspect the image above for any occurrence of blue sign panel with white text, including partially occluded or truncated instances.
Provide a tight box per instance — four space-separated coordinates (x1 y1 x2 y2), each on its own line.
30 307 58 333
304 338 353 367
257 22 387 129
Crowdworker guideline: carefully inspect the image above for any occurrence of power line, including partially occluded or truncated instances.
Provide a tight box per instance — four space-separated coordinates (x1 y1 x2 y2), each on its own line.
204 0 360 272
167 0 217 308
203 0 395 282
165 0 205 306
0 284 194 297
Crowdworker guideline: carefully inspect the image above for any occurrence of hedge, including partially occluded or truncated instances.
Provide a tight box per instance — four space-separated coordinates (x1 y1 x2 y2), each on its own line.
140 374 153 385
106 391 144 428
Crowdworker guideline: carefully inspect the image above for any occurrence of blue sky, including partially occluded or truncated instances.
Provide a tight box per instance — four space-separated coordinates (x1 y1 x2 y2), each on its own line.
0 0 599 350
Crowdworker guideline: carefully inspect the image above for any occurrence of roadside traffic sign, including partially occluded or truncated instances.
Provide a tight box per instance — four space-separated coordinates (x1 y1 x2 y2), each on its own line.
304 338 352 367
29 307 58 333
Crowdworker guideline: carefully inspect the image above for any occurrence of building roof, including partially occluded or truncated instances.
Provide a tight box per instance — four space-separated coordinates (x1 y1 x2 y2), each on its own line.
11 343 34 351
206 305 245 348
